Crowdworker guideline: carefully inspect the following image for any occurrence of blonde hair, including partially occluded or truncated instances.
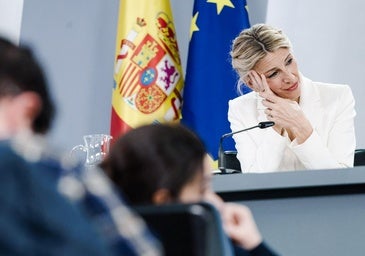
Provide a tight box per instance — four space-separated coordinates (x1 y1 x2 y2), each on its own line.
230 23 292 94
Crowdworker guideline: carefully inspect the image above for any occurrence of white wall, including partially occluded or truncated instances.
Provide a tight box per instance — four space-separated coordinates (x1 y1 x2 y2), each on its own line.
0 0 23 44
21 0 119 151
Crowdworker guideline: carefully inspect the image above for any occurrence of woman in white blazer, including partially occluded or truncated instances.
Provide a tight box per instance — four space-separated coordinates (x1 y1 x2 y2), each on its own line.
228 24 356 173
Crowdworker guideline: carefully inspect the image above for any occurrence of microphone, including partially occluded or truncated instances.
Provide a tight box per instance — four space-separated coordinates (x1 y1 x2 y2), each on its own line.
217 121 275 174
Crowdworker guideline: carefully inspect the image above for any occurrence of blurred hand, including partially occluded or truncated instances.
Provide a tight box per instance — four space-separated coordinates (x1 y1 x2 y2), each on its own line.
204 192 263 250
204 191 225 212
221 203 263 251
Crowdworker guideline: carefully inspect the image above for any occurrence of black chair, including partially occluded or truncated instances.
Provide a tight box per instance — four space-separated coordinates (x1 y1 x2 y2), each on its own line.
221 150 241 172
354 149 365 166
134 202 233 256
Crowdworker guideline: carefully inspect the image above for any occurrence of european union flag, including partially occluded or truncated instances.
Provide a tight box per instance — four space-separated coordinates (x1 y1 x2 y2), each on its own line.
182 0 251 159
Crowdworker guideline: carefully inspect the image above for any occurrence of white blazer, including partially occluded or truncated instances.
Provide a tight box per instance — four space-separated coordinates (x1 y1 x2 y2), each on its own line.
228 75 356 173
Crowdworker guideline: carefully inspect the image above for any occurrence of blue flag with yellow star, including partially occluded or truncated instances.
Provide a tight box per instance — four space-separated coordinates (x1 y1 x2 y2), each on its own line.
182 0 251 160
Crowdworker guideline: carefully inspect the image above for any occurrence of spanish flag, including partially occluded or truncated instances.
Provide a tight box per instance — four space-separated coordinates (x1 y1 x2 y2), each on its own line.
110 0 184 140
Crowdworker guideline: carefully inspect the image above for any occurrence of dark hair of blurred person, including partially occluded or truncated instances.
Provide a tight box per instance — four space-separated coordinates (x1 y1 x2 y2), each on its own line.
101 124 207 205
0 38 55 135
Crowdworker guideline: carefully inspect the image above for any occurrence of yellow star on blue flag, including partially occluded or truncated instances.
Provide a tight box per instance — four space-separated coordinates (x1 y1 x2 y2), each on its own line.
190 12 199 39
207 0 234 15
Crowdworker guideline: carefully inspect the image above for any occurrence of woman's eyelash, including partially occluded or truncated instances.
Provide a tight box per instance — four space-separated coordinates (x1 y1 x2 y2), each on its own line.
286 58 293 65
267 71 278 78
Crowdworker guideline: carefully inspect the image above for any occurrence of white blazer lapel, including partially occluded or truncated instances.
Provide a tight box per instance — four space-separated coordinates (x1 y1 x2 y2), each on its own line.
299 76 323 130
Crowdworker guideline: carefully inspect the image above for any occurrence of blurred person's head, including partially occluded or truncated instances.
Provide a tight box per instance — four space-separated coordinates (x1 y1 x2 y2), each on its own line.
0 37 55 138
100 123 217 206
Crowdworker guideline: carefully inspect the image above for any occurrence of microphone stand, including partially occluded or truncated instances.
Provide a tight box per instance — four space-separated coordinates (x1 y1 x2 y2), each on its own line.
218 121 275 174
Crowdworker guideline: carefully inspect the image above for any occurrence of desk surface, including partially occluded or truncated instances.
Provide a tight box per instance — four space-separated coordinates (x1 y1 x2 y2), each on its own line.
213 166 365 192
213 166 365 200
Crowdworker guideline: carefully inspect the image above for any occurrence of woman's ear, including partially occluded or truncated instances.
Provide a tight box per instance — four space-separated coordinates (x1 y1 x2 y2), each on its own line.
152 188 171 205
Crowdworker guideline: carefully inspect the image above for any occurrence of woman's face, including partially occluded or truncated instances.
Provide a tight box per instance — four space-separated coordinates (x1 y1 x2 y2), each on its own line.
254 47 301 101
178 154 214 203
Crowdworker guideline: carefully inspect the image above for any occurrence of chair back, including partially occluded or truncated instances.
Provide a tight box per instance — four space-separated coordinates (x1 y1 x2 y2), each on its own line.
354 149 365 166
134 202 233 256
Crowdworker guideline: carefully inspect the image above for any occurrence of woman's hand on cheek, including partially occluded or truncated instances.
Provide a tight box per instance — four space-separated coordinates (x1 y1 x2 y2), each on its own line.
256 74 275 98
246 71 269 93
